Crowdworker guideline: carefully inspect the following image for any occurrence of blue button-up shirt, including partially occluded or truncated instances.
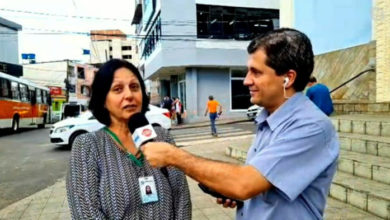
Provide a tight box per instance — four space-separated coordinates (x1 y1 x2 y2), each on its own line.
237 92 339 220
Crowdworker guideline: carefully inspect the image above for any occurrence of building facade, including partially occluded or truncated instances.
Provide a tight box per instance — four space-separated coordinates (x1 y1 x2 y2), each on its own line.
90 30 139 66
0 17 23 77
133 0 279 122
23 60 97 122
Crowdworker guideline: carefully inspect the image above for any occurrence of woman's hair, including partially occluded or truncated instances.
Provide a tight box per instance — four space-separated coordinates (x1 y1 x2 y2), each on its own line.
89 59 149 126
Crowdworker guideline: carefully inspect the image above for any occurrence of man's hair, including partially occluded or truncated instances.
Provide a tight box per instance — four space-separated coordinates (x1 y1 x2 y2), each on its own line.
89 59 149 126
247 28 314 91
309 76 317 83
208 95 214 100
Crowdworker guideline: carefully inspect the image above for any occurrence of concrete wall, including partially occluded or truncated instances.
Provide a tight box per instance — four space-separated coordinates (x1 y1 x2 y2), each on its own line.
313 42 376 102
0 26 19 64
145 47 247 78
90 41 110 63
375 0 390 102
90 39 139 65
284 0 372 55
183 68 246 122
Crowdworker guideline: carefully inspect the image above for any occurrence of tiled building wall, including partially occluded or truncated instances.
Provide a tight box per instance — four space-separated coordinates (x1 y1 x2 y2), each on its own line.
375 0 390 102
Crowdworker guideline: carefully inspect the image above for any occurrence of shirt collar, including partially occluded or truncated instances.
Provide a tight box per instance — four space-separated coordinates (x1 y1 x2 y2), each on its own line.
255 92 305 131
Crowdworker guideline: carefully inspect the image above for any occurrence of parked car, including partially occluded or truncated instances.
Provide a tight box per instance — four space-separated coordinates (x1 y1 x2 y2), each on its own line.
246 104 263 120
50 105 171 146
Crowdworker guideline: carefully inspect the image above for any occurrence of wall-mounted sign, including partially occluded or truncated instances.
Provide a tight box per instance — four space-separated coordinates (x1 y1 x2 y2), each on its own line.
49 86 62 95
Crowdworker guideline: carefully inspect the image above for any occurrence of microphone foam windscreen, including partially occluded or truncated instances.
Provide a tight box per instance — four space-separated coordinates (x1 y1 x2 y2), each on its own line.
128 112 149 133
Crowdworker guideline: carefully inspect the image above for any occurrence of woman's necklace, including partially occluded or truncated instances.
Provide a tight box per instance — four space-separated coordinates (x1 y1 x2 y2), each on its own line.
103 127 144 166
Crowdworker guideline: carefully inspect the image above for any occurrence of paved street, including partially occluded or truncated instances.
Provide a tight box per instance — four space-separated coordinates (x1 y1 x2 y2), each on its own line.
171 121 256 147
0 127 71 210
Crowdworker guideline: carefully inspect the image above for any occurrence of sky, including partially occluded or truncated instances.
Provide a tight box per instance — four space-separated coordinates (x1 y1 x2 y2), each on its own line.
0 0 135 63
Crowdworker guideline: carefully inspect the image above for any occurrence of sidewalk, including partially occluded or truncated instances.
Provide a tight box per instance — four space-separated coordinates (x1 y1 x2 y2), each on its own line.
0 129 381 219
171 116 250 130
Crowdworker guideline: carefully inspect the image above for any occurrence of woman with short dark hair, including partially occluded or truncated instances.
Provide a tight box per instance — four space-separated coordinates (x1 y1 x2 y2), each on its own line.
66 59 191 219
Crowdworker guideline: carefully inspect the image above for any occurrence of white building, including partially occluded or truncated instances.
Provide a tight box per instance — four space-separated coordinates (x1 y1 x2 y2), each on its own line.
0 17 23 77
132 0 279 122
89 30 139 65
0 17 22 65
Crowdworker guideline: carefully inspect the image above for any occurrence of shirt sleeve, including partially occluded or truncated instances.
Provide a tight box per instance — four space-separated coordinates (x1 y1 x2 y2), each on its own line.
155 127 192 220
66 134 107 220
248 120 337 201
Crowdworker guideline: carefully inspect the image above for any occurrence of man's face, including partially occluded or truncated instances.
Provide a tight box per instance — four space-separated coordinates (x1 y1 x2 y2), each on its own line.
244 49 286 112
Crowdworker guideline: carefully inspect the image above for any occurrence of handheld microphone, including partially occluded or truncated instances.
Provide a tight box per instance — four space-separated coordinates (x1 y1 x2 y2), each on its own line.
128 112 157 149
128 112 168 177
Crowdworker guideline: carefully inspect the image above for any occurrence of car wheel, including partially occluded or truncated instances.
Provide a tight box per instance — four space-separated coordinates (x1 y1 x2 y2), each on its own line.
68 131 86 148
12 117 19 133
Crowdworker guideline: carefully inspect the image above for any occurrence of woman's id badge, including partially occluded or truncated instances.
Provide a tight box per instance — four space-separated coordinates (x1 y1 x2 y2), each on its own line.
138 176 158 204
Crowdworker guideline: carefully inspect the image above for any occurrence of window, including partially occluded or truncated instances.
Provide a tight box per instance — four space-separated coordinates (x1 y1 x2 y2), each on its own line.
196 5 279 40
42 90 47 104
11 81 20 100
81 85 91 97
19 84 29 102
142 14 162 58
122 46 132 50
0 78 10 98
36 88 42 103
231 69 251 110
122 55 132 59
77 67 85 79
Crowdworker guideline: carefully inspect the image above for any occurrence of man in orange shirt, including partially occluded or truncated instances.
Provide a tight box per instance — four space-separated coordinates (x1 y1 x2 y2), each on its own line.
204 95 222 137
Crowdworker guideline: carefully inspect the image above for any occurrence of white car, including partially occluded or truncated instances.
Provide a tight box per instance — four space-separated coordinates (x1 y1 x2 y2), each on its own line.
246 104 263 120
50 105 171 146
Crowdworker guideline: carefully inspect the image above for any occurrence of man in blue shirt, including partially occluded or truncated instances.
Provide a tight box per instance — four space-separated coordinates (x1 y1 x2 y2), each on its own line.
306 76 334 116
142 28 339 220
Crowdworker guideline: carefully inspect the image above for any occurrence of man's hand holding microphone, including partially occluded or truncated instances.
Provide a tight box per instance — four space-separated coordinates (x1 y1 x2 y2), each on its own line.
136 113 244 209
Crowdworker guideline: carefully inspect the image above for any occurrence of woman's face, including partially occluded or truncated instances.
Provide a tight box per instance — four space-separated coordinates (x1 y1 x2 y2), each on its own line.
105 67 143 124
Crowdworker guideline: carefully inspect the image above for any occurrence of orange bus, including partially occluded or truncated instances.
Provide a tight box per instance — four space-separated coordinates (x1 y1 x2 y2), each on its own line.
0 71 50 132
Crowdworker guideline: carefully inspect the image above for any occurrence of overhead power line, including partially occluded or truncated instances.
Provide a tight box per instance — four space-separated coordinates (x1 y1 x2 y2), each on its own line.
0 8 278 24
0 8 132 22
0 28 199 39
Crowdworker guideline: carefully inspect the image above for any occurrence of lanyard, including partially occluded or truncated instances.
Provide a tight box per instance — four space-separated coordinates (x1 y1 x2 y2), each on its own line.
103 127 144 167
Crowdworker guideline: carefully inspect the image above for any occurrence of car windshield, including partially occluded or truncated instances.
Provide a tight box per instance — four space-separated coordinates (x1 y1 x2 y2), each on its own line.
63 105 81 118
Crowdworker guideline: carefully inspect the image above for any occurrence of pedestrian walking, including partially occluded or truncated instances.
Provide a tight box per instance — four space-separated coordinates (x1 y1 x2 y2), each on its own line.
204 95 222 136
173 97 184 125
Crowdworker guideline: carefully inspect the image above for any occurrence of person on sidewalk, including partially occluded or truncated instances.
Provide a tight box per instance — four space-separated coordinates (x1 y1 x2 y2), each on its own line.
173 97 184 125
66 59 191 220
204 95 222 137
142 28 339 220
306 76 334 116
162 96 173 112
